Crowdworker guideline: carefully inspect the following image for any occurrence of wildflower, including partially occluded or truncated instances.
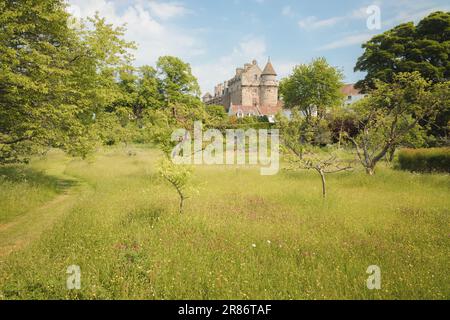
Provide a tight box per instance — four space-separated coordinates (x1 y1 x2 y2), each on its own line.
252 244 256 248
267 240 271 245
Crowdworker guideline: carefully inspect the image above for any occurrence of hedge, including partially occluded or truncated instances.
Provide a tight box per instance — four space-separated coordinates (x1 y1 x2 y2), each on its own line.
397 148 450 173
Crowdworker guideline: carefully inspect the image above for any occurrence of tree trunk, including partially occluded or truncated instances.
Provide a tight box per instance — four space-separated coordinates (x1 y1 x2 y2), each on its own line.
388 146 396 162
318 169 326 198
179 197 184 214
365 166 375 175
338 123 344 149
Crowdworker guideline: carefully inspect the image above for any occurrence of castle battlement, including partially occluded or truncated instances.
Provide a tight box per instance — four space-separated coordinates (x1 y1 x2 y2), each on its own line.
202 59 282 119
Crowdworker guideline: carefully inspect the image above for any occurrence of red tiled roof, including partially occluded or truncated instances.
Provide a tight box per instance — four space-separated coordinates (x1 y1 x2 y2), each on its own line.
229 103 282 116
341 84 361 96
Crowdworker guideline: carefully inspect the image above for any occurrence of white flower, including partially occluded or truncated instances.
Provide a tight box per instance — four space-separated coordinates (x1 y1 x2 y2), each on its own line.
267 240 271 244
252 244 256 248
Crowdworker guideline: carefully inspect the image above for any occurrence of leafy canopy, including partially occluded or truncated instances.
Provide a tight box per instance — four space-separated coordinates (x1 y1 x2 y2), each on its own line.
348 72 449 174
279 57 344 120
0 0 135 163
355 11 450 90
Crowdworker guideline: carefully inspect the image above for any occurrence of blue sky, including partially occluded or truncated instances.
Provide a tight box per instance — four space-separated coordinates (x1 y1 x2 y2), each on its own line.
68 0 450 94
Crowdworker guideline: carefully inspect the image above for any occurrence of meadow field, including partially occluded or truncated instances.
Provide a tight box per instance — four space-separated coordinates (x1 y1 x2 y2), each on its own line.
0 145 448 300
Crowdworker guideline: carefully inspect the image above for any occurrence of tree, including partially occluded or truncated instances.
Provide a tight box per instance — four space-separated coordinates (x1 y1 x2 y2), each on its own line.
355 11 450 144
355 11 450 90
158 157 193 214
136 66 163 114
0 1 135 163
156 56 200 107
327 108 359 148
283 144 352 198
347 72 449 175
279 110 352 198
204 105 229 129
0 0 83 162
147 108 197 214
279 57 344 121
114 65 162 120
277 109 309 159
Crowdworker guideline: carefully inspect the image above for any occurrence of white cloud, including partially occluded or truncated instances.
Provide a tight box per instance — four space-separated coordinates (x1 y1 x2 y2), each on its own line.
350 6 370 19
147 1 190 20
315 1 450 51
281 5 293 17
297 4 379 30
192 36 267 94
273 61 297 78
382 3 450 27
317 33 374 51
67 0 205 67
298 16 345 29
297 4 372 30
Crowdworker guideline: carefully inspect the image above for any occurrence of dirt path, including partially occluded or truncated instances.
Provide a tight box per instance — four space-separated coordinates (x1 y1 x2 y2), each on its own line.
0 165 86 259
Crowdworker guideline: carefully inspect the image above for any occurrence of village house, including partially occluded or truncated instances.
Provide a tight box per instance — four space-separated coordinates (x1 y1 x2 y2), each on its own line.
341 84 367 106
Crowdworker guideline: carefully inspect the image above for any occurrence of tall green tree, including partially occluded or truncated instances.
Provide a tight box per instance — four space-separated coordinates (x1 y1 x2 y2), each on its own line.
136 66 162 114
279 58 342 147
355 11 450 90
279 57 344 121
280 58 343 119
0 0 85 162
355 11 450 144
114 65 162 119
156 56 200 106
0 1 135 163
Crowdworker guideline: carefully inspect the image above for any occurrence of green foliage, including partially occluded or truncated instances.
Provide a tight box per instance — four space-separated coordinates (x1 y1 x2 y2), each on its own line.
0 1 135 164
279 57 344 119
277 109 308 157
93 110 141 147
112 65 162 118
355 11 450 143
277 108 332 151
327 108 360 146
204 105 228 128
156 56 201 106
157 157 194 214
355 11 450 89
397 148 450 173
348 72 448 174
279 109 352 197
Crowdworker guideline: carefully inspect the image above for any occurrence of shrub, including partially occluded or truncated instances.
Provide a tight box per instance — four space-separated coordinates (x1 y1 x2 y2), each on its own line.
397 148 450 173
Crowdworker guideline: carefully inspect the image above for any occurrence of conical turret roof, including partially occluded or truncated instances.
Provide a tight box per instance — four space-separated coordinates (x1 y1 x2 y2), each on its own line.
262 60 277 76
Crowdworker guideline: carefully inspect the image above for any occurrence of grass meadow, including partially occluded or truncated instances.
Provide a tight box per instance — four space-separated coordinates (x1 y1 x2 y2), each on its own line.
0 145 449 299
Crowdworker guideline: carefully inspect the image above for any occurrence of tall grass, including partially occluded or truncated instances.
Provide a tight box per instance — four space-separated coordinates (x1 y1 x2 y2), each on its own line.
0 167 59 223
0 146 449 299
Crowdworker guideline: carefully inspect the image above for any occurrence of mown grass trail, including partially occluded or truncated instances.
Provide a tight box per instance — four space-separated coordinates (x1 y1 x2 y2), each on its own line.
0 146 449 299
0 152 86 257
